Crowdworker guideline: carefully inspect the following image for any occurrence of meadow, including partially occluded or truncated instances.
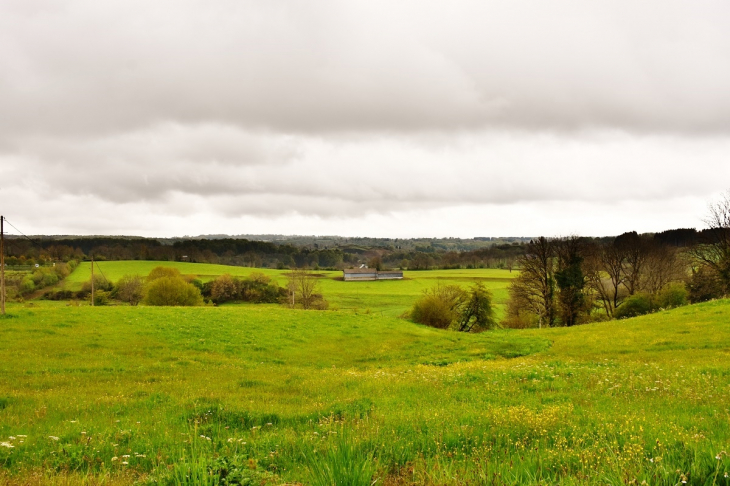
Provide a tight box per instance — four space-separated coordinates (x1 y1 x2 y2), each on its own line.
0 262 728 485
59 262 516 318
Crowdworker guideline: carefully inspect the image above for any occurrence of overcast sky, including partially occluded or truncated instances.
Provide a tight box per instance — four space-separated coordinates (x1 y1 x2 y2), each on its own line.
2 0 729 238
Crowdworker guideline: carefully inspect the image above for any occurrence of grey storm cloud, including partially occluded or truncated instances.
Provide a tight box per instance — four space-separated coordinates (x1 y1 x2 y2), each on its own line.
2 0 730 236
2 0 730 137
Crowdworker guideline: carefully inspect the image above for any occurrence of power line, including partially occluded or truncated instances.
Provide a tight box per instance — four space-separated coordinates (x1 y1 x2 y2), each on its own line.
3 217 109 283
2 218 46 254
93 259 110 284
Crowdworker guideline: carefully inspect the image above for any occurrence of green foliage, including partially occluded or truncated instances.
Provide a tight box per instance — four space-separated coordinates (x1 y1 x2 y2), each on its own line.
1 300 730 483
615 292 654 319
92 289 110 306
412 283 496 332
303 431 377 486
555 238 587 327
147 266 184 282
206 273 284 304
60 261 517 319
655 282 688 309
81 274 114 294
115 274 145 306
456 282 497 332
687 266 724 303
411 284 465 329
145 277 204 306
19 275 35 295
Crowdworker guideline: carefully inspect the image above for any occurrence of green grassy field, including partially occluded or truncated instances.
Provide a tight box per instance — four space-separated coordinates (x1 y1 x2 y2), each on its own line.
59 261 516 318
1 286 729 484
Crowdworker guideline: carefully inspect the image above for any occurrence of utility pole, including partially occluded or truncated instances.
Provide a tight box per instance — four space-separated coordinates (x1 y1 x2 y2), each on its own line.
90 254 94 307
1 215 5 315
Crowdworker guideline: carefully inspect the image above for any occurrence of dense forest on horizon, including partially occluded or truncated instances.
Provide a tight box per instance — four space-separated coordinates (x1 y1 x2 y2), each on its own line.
1 227 712 272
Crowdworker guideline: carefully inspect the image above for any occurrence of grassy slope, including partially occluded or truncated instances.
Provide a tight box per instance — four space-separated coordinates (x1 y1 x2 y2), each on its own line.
59 261 516 318
0 297 729 485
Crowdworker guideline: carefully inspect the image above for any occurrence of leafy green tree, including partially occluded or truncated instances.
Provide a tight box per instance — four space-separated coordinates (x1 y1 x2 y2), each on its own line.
687 266 724 303
555 236 588 327
456 283 496 332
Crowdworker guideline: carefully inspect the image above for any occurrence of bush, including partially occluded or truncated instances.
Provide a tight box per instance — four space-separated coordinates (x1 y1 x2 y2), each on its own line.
615 293 654 319
145 277 204 306
411 293 459 329
19 276 35 295
42 290 75 301
81 275 113 294
147 266 183 282
410 283 496 332
210 274 238 303
115 274 145 306
93 290 110 306
655 282 688 309
687 266 724 303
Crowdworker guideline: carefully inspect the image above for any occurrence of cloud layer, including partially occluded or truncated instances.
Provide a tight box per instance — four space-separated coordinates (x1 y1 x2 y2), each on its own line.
1 0 729 236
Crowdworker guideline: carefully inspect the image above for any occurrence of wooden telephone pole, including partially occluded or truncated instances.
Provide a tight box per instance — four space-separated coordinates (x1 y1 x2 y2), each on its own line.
90 255 94 307
1 215 5 315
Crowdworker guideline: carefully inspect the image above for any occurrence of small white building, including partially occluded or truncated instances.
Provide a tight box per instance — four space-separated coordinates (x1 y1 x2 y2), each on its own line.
343 268 404 281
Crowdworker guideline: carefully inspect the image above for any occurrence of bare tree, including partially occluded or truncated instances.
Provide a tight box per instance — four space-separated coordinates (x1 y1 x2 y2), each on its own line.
286 269 325 309
688 191 730 295
584 236 634 318
615 232 650 295
641 243 687 294
506 237 556 328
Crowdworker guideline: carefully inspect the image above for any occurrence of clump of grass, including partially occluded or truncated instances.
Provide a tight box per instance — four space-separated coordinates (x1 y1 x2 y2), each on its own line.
303 430 378 486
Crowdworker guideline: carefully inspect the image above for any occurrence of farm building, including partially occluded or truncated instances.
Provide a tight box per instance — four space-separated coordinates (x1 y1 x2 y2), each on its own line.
343 268 404 281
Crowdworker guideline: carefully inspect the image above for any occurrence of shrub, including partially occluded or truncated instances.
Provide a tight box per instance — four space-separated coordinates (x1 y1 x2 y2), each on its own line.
147 266 183 282
615 293 654 319
31 268 59 287
19 276 35 295
210 274 238 303
145 277 203 306
411 294 457 329
115 274 145 306
410 284 467 330
655 282 688 309
42 290 75 301
53 262 71 279
687 266 724 303
93 290 110 306
81 275 113 294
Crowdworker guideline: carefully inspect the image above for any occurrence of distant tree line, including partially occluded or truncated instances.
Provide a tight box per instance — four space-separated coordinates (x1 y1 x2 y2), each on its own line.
3 236 527 271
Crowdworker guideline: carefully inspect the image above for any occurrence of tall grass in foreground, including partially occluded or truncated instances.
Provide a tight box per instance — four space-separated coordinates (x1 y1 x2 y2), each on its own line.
0 300 729 484
302 428 377 486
